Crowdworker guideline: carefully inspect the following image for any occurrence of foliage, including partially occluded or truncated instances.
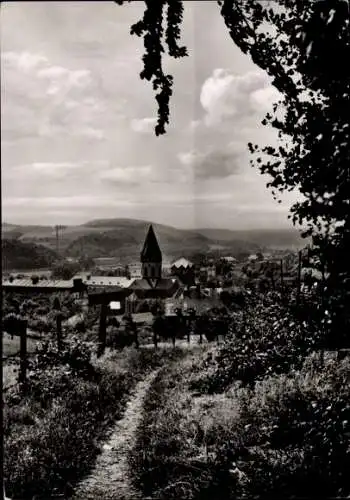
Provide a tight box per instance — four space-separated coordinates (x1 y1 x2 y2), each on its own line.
131 349 350 499
3 342 185 499
115 0 188 136
191 290 325 393
51 261 81 280
2 238 58 270
209 353 350 499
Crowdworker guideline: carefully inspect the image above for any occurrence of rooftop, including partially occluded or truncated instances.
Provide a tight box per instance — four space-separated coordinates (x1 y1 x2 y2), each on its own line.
130 277 179 291
75 275 134 288
171 257 194 269
2 278 76 288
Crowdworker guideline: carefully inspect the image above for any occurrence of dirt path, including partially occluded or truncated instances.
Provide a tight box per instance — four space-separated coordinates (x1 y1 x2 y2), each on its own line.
72 369 160 500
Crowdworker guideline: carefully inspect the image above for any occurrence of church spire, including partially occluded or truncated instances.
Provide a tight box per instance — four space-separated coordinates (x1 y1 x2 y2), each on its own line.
140 225 162 263
140 225 162 281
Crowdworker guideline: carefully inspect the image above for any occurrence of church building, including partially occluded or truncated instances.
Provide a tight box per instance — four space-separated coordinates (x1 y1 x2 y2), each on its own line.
129 225 183 299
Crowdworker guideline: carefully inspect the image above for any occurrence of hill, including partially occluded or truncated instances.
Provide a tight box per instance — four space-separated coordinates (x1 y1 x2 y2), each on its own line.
2 239 59 271
1 218 303 265
197 227 306 250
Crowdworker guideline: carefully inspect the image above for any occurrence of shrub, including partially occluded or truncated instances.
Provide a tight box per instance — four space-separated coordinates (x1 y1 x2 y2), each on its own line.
211 353 350 499
191 293 324 393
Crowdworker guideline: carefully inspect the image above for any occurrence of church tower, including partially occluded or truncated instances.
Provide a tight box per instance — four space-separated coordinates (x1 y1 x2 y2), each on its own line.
140 225 162 286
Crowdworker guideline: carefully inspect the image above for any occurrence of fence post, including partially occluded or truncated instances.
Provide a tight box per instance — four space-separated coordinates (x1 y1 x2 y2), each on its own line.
153 331 158 349
98 303 107 357
134 327 139 349
297 250 302 306
56 313 63 350
19 319 27 387
280 259 284 299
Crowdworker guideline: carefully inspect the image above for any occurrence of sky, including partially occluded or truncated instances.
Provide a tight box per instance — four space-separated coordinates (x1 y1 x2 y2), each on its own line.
1 1 300 230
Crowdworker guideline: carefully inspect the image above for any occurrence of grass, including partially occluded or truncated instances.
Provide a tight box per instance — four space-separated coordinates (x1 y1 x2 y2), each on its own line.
3 342 187 499
130 348 350 499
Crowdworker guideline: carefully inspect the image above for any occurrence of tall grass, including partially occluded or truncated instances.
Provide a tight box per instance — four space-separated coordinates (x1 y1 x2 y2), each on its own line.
3 341 186 499
130 349 350 499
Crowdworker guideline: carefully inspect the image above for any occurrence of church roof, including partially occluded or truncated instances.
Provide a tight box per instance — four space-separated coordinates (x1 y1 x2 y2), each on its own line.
130 277 180 299
140 225 162 263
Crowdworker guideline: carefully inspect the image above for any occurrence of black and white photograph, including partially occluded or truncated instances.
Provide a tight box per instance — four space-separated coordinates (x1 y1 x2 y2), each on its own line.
1 1 350 499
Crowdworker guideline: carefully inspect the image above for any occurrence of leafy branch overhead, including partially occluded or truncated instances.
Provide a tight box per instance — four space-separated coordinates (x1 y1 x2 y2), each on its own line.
115 0 188 136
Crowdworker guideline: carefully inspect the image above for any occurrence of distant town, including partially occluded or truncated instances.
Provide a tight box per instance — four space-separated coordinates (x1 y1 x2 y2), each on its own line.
2 223 311 322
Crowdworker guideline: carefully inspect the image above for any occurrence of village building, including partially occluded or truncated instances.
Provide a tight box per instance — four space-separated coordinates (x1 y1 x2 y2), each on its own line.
170 257 195 286
2 276 87 297
129 225 183 300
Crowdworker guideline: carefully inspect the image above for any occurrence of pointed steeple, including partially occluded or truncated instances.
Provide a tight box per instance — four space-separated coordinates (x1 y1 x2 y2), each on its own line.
141 225 162 263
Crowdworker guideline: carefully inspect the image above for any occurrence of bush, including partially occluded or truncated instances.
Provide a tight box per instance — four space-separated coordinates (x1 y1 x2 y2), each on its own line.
210 353 350 499
191 293 324 393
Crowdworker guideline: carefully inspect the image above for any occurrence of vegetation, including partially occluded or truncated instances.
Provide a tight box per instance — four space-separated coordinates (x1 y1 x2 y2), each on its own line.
131 349 350 499
3 337 186 499
2 239 58 271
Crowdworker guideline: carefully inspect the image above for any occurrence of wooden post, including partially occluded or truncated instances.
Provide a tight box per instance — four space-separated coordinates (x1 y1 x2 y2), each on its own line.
297 250 302 306
98 303 107 357
56 314 62 350
134 327 139 349
280 259 284 298
19 320 27 386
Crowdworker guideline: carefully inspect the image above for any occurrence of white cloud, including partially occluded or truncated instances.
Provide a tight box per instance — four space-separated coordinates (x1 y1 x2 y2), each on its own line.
178 147 242 180
98 165 154 184
200 69 280 126
2 51 48 71
250 85 281 113
130 117 157 134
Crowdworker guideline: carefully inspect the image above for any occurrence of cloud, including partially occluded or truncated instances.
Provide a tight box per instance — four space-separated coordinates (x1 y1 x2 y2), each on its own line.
2 51 48 71
37 66 91 95
200 69 280 126
130 117 157 134
98 165 155 184
178 147 242 180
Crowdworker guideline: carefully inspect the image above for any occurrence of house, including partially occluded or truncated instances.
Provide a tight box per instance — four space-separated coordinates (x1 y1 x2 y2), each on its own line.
164 296 225 316
247 254 259 262
88 286 133 313
129 225 183 300
171 257 195 285
2 276 87 296
222 256 237 263
128 263 142 279
73 274 134 289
